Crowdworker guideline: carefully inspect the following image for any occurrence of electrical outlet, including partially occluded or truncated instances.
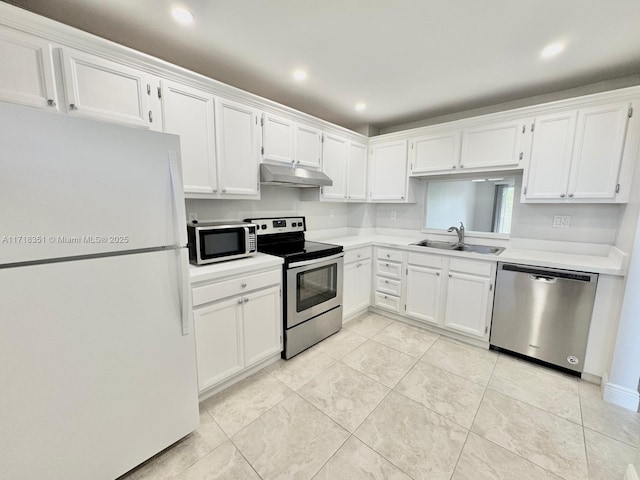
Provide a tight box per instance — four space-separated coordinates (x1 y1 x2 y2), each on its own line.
188 213 198 223
329 208 335 218
552 215 571 228
391 211 397 221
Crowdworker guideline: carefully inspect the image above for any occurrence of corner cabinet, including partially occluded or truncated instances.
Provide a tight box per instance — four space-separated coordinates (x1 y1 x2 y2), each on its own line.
369 140 415 202
191 267 282 395
522 102 633 203
404 253 495 341
316 135 367 202
0 27 58 111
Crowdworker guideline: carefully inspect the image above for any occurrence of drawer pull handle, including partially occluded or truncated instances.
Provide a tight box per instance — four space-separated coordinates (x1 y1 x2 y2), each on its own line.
385 263 390 267
386 254 390 258
384 295 388 299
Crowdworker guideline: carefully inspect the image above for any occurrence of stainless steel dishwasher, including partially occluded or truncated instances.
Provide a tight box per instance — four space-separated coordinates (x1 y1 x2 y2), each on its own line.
490 262 598 374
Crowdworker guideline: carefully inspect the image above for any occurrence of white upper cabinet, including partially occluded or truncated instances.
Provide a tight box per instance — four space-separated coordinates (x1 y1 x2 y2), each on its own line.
295 124 322 169
347 141 368 200
369 140 410 201
0 27 58 110
410 131 461 174
460 119 526 170
216 98 260 197
321 133 348 200
60 47 153 128
523 111 576 200
523 102 631 202
568 103 630 200
261 112 295 164
161 79 217 196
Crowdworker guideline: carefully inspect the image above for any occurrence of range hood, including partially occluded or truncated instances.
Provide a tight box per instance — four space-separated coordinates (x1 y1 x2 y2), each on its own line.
260 163 332 188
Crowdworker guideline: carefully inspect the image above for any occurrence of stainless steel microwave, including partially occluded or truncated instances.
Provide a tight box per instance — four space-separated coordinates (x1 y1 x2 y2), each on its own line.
187 222 257 265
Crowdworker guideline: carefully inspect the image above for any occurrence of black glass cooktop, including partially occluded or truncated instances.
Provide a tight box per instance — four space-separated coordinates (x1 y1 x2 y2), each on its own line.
258 240 343 264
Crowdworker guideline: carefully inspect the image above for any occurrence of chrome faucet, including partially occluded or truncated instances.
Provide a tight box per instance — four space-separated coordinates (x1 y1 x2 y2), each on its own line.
447 222 465 245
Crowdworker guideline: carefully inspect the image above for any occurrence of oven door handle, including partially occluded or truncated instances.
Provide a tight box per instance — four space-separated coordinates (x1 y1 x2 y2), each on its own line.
288 252 344 269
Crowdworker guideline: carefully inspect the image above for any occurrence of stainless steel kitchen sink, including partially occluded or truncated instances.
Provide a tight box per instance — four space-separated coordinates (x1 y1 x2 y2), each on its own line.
412 240 505 255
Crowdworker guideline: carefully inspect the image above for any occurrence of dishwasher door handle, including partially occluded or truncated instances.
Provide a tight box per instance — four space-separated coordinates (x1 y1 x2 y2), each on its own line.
529 274 557 283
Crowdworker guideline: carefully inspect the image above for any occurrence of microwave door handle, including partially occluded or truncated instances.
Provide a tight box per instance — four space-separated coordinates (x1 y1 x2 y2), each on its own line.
244 226 250 252
288 252 344 269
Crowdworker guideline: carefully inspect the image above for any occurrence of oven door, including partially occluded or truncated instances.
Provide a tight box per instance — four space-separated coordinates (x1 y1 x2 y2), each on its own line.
286 253 343 328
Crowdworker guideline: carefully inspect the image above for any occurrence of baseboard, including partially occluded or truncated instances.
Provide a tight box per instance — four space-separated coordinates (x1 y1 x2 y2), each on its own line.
624 464 638 480
603 377 640 412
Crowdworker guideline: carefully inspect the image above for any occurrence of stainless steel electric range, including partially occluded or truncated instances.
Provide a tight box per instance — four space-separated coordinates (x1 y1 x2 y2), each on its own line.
245 216 343 359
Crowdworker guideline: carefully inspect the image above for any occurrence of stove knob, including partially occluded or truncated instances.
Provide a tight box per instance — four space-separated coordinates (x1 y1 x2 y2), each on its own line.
261 224 267 230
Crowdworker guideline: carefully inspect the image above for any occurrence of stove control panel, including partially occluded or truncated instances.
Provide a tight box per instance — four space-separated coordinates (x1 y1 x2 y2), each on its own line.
245 217 306 235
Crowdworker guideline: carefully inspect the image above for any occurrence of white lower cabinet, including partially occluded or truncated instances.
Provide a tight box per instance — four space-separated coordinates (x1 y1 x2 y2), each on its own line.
192 268 282 394
373 247 404 313
343 255 371 319
403 253 495 341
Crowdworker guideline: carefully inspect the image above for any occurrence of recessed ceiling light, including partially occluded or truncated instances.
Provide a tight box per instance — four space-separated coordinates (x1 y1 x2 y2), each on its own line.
540 42 565 59
471 179 487 182
172 7 194 25
293 70 307 81
355 102 366 112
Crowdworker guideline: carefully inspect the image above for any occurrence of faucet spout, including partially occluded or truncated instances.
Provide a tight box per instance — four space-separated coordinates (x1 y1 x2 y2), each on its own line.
447 222 465 245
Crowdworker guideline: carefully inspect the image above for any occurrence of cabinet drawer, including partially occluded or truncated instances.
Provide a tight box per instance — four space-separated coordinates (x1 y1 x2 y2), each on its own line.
376 260 403 279
376 277 402 296
192 269 281 307
408 253 443 269
344 246 372 264
377 248 403 263
374 292 400 312
449 258 493 277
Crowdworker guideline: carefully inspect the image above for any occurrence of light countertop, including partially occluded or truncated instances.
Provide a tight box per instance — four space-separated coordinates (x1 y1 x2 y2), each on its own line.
320 234 626 276
189 253 284 284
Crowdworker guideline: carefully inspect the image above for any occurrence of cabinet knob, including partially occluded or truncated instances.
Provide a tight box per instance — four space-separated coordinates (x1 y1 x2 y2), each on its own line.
241 282 247 288
452 165 457 169
244 297 249 303
69 104 78 111
448 273 452 278
344 195 347 198
213 189 218 193
357 263 361 267
357 254 361 258
560 193 566 198
568 193 574 198
238 298 243 304
385 280 389 283
386 254 390 258
384 295 388 299
460 164 464 169
385 263 390 267
436 272 440 276
222 188 227 193
47 99 56 107
148 110 153 122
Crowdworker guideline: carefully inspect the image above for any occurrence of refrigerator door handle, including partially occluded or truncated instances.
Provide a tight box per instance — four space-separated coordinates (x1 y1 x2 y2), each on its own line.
168 151 188 247
178 248 191 336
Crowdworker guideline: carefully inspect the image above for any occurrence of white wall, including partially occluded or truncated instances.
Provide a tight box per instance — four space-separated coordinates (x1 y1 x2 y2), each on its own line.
185 186 349 231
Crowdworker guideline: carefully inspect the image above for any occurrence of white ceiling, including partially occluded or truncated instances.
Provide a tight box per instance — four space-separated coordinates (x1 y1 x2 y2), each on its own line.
7 0 640 131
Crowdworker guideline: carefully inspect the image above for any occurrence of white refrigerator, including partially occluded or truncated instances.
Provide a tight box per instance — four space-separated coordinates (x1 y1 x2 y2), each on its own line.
0 103 199 479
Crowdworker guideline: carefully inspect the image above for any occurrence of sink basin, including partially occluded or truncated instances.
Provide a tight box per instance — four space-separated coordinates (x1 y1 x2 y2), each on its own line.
412 240 504 255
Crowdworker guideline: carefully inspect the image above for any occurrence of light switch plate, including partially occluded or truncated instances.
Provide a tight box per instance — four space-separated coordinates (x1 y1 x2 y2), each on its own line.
552 215 571 228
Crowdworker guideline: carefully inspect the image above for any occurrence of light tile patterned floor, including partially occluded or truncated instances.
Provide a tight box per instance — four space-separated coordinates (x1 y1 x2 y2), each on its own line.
122 313 639 480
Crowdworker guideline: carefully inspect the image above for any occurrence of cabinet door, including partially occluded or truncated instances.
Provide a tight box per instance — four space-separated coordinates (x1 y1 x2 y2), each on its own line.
460 119 525 170
443 272 491 339
567 102 630 200
242 286 282 367
354 259 372 312
369 140 408 201
405 265 441 326
410 131 460 174
216 98 259 196
61 47 151 128
161 80 217 195
347 141 368 201
321 133 348 200
295 124 322 168
0 27 58 110
193 297 243 391
524 111 576 200
342 261 358 318
262 112 295 164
